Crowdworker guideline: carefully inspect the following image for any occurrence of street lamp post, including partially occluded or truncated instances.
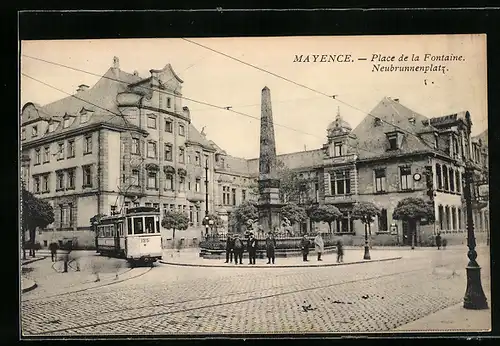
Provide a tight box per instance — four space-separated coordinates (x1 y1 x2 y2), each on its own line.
204 158 210 239
463 163 488 310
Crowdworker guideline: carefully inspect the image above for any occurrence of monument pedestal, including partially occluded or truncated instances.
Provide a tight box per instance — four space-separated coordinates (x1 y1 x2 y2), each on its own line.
258 204 283 234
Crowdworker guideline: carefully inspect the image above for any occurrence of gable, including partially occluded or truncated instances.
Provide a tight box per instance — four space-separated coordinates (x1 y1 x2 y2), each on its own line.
352 98 434 159
21 103 45 125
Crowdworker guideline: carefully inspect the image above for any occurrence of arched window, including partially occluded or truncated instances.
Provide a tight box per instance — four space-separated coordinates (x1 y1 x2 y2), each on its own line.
438 205 444 230
443 165 449 190
449 167 455 192
436 163 443 189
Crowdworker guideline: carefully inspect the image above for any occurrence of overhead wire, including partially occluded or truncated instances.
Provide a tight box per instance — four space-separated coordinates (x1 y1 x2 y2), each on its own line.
21 55 383 157
181 38 448 152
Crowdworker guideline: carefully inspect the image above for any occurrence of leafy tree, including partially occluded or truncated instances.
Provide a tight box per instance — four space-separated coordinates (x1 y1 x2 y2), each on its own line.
280 202 307 228
229 200 258 232
276 160 312 204
22 188 55 258
161 210 190 240
308 204 342 232
392 197 435 249
352 202 381 253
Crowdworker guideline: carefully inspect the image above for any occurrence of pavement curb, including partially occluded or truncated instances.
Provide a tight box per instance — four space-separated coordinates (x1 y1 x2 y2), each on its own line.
21 279 37 293
21 256 47 266
159 256 402 268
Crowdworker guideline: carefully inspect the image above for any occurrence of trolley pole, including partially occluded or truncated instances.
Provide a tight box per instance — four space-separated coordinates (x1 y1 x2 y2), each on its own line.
204 158 210 238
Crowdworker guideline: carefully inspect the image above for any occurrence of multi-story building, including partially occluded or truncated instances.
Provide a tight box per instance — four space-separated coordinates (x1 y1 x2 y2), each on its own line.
21 57 221 247
218 98 488 246
20 57 489 247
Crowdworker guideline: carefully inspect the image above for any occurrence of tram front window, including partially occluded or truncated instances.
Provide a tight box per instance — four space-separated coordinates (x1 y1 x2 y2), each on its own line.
145 216 156 234
133 217 144 235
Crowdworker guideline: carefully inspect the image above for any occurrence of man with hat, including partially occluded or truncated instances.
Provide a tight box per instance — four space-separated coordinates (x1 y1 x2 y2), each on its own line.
247 232 257 265
233 234 244 265
224 233 235 263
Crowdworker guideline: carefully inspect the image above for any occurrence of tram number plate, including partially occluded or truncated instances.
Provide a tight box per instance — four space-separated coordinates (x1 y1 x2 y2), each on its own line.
141 238 150 243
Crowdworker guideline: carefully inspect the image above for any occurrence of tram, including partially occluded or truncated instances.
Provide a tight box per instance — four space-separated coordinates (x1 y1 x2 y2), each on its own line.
96 206 162 265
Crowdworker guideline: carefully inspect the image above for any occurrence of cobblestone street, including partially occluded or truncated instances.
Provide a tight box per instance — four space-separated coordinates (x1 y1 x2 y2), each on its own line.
21 246 491 336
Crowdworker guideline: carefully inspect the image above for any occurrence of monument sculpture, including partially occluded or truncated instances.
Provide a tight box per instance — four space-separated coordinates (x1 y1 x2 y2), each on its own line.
258 86 283 233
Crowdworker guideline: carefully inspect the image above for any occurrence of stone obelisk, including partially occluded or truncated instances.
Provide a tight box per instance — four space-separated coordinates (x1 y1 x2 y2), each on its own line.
258 86 282 233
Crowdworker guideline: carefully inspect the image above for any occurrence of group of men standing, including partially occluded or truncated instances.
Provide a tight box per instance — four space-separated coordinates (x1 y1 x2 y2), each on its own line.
223 231 345 265
224 232 277 265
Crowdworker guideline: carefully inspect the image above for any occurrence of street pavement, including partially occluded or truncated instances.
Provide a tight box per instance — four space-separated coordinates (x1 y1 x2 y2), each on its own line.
21 246 491 335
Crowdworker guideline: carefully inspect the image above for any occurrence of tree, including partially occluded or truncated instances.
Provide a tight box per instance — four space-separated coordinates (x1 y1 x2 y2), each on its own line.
352 202 381 258
276 160 312 204
22 188 55 258
161 210 190 240
281 203 307 231
229 200 258 232
308 204 342 233
392 197 435 249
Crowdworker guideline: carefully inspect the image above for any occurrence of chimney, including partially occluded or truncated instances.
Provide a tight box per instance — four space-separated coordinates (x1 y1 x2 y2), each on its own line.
113 56 120 69
77 84 89 93
183 106 190 119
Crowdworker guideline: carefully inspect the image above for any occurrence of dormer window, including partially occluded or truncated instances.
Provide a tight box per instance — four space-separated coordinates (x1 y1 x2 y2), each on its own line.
434 133 439 149
386 130 404 151
48 122 57 133
63 116 71 129
388 135 398 150
167 97 171 109
81 111 88 123
374 117 382 126
32 125 38 138
334 142 343 157
21 128 26 141
409 117 416 125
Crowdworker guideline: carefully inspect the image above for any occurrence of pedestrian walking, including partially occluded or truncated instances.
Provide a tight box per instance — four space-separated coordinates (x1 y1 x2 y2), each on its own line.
233 234 244 265
435 232 442 250
336 238 344 263
300 234 311 262
224 233 235 263
49 241 59 262
265 232 276 264
442 238 447 250
247 232 257 265
314 232 324 261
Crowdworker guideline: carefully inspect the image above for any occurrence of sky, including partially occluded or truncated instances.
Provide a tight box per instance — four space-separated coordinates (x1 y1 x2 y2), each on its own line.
20 34 488 159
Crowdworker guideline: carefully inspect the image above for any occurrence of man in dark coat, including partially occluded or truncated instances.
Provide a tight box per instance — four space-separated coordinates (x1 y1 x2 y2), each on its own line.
300 235 311 262
435 232 442 250
224 234 235 263
233 234 244 265
49 242 59 262
336 238 344 263
247 233 257 265
265 232 277 264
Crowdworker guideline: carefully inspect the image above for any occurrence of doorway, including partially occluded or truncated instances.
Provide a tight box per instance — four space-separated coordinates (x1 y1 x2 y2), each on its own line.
402 221 417 246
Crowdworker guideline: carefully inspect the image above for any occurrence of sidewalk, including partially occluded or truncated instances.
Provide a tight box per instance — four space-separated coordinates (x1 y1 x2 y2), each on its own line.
20 253 144 298
160 248 403 268
394 302 491 332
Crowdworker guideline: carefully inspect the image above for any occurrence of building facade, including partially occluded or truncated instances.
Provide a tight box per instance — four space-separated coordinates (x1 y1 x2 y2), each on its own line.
20 58 489 247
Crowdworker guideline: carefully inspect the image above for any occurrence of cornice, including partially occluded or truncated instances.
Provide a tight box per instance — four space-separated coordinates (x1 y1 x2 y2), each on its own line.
21 122 148 149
